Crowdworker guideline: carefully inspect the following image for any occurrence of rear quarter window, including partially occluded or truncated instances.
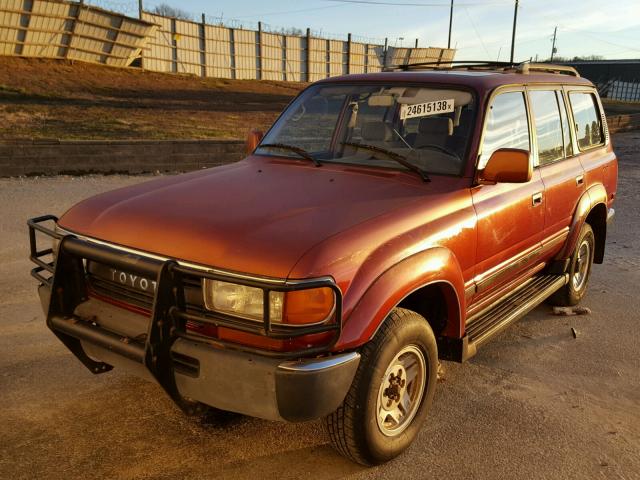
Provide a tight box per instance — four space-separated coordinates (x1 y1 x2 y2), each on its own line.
569 92 604 150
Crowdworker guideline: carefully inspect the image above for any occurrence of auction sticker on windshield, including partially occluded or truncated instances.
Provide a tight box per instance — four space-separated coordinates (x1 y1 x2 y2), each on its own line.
400 99 455 120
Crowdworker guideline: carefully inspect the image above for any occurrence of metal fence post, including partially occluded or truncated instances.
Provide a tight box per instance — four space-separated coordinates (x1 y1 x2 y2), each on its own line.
326 39 330 78
282 34 287 82
200 13 206 78
170 17 177 73
364 43 369 73
257 21 262 80
347 33 351 75
305 28 311 82
383 37 388 68
230 27 236 80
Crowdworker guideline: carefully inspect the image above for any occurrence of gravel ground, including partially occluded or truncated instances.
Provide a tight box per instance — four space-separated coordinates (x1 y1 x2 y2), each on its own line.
1 133 639 480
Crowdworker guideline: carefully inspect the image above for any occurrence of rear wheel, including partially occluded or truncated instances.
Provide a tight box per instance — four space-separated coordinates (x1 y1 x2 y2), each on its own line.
549 223 595 306
324 308 437 465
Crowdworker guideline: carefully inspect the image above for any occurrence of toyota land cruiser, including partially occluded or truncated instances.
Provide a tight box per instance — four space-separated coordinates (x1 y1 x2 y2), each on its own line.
28 62 617 465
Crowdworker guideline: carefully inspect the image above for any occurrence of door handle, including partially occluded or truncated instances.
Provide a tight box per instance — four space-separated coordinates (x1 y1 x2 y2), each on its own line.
576 174 584 186
532 192 543 206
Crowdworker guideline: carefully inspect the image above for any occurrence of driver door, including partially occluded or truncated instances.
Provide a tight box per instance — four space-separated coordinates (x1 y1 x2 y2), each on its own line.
470 88 545 305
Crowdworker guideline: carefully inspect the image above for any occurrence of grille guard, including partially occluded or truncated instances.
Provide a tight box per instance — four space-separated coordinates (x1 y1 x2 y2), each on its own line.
27 215 343 415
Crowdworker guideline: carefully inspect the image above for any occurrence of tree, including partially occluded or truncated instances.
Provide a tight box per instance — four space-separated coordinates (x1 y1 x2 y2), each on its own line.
280 27 305 36
152 3 193 20
546 54 605 62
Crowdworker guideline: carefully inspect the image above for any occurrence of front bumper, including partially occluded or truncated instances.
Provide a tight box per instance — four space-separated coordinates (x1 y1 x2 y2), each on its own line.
29 215 355 421
46 295 359 422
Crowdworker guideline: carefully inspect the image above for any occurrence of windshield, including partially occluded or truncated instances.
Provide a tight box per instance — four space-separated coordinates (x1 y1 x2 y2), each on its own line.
256 83 476 176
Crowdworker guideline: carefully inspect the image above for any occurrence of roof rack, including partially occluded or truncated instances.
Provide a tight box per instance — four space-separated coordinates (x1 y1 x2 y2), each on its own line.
390 60 514 71
516 62 580 77
387 60 580 77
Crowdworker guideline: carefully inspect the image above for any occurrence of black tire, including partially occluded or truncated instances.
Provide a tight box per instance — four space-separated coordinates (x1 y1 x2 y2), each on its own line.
549 223 595 306
324 308 438 466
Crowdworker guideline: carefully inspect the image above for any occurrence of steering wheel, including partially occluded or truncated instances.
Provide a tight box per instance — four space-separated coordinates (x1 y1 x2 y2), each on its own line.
415 143 459 159
290 103 306 122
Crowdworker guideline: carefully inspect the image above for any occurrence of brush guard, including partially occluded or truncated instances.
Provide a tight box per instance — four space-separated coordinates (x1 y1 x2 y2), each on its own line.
28 215 343 415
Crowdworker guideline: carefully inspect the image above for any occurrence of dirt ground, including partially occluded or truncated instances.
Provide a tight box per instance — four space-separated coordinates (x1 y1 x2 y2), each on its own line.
3 57 639 143
0 132 639 479
0 57 303 140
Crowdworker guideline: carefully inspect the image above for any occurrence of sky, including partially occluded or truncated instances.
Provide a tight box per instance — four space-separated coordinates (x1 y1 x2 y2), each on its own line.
122 0 640 61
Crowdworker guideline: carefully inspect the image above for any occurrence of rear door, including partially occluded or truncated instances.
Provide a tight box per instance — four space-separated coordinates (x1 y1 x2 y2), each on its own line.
470 88 545 302
567 89 615 197
529 88 585 260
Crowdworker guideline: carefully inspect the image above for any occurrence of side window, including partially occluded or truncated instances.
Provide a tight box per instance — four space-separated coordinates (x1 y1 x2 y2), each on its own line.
479 92 530 169
569 92 604 150
529 90 564 165
557 91 574 158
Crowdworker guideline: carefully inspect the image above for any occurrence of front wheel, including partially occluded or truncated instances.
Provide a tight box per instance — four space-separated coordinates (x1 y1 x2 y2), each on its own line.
324 308 438 465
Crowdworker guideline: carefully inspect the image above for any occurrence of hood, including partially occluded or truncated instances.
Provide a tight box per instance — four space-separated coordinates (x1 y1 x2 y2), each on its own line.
59 156 430 278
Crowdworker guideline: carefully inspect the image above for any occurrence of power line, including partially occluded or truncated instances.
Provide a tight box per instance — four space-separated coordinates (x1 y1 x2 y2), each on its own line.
462 7 490 57
230 4 348 19
518 1 640 53
323 0 512 7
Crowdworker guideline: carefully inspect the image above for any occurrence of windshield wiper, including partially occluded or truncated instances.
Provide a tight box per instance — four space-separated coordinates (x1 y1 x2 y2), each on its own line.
341 141 430 182
257 143 321 167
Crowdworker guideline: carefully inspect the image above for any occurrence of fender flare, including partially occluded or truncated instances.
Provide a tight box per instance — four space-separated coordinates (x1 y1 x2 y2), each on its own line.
337 247 465 351
557 183 607 260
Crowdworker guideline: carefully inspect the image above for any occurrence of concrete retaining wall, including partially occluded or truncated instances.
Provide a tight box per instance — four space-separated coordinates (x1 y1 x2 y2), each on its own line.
607 113 640 134
0 139 245 177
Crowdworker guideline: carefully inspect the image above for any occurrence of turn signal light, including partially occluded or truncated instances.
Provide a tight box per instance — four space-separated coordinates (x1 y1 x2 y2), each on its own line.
283 287 335 325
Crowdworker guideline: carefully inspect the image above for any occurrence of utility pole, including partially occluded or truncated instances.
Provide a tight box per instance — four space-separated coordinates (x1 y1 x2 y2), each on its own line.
447 0 454 49
550 26 557 61
138 0 143 19
509 0 518 65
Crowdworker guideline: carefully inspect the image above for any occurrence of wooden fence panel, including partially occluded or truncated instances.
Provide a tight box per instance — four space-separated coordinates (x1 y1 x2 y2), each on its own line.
141 12 173 72
308 37 326 82
0 1 456 81
328 39 345 77
234 28 257 79
174 19 200 75
349 42 365 74
204 24 232 79
261 32 284 81
285 35 304 82
21 0 70 58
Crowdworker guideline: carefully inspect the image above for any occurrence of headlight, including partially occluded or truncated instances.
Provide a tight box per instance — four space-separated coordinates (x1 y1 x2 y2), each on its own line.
202 279 335 326
203 279 283 322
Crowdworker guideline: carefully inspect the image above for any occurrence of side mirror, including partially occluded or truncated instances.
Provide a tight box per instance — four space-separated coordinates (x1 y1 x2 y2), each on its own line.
479 148 532 184
246 129 264 155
